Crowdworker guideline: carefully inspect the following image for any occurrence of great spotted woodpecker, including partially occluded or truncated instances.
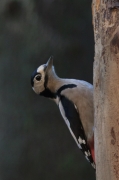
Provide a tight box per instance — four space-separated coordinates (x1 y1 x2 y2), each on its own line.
31 56 95 169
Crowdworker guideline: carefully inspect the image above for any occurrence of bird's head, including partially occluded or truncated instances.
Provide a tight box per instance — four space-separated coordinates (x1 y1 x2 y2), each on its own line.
31 56 54 95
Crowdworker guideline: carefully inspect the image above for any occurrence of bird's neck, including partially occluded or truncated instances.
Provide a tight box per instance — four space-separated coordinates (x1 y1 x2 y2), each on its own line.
40 70 70 99
47 72 68 93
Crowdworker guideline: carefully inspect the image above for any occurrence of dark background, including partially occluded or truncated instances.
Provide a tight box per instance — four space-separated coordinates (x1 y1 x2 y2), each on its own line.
0 0 95 180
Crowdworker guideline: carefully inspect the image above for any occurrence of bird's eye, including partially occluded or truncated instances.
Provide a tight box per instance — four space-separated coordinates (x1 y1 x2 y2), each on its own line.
35 74 41 81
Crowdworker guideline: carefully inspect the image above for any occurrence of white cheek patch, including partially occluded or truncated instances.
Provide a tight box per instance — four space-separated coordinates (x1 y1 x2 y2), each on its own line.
36 65 46 84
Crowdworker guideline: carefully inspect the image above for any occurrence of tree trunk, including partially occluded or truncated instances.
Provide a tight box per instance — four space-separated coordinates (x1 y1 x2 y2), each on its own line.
92 1 119 180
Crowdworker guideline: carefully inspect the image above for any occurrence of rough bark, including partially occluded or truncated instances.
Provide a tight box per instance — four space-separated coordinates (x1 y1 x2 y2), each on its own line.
92 0 119 180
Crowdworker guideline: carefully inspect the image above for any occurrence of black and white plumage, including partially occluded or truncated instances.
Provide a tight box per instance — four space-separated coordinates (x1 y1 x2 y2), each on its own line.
31 56 95 169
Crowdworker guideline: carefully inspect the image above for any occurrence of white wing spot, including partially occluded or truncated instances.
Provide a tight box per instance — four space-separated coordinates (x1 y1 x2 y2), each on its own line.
74 104 78 112
74 104 77 109
59 101 82 149
91 162 96 169
85 151 88 156
58 101 95 168
85 156 90 162
82 139 86 144
87 150 91 156
84 150 91 157
32 87 35 91
78 137 83 144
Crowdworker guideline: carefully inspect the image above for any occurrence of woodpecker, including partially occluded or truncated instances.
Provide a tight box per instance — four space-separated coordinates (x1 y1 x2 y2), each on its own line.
31 56 95 169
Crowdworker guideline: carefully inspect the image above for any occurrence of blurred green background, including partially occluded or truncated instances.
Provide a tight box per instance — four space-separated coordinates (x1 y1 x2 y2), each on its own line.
0 0 95 180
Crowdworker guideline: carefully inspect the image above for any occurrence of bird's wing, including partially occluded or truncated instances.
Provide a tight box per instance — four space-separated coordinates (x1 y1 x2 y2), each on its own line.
58 95 95 169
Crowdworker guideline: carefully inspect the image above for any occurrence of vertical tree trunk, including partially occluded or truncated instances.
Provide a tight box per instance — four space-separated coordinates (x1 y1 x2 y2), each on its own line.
92 1 119 180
